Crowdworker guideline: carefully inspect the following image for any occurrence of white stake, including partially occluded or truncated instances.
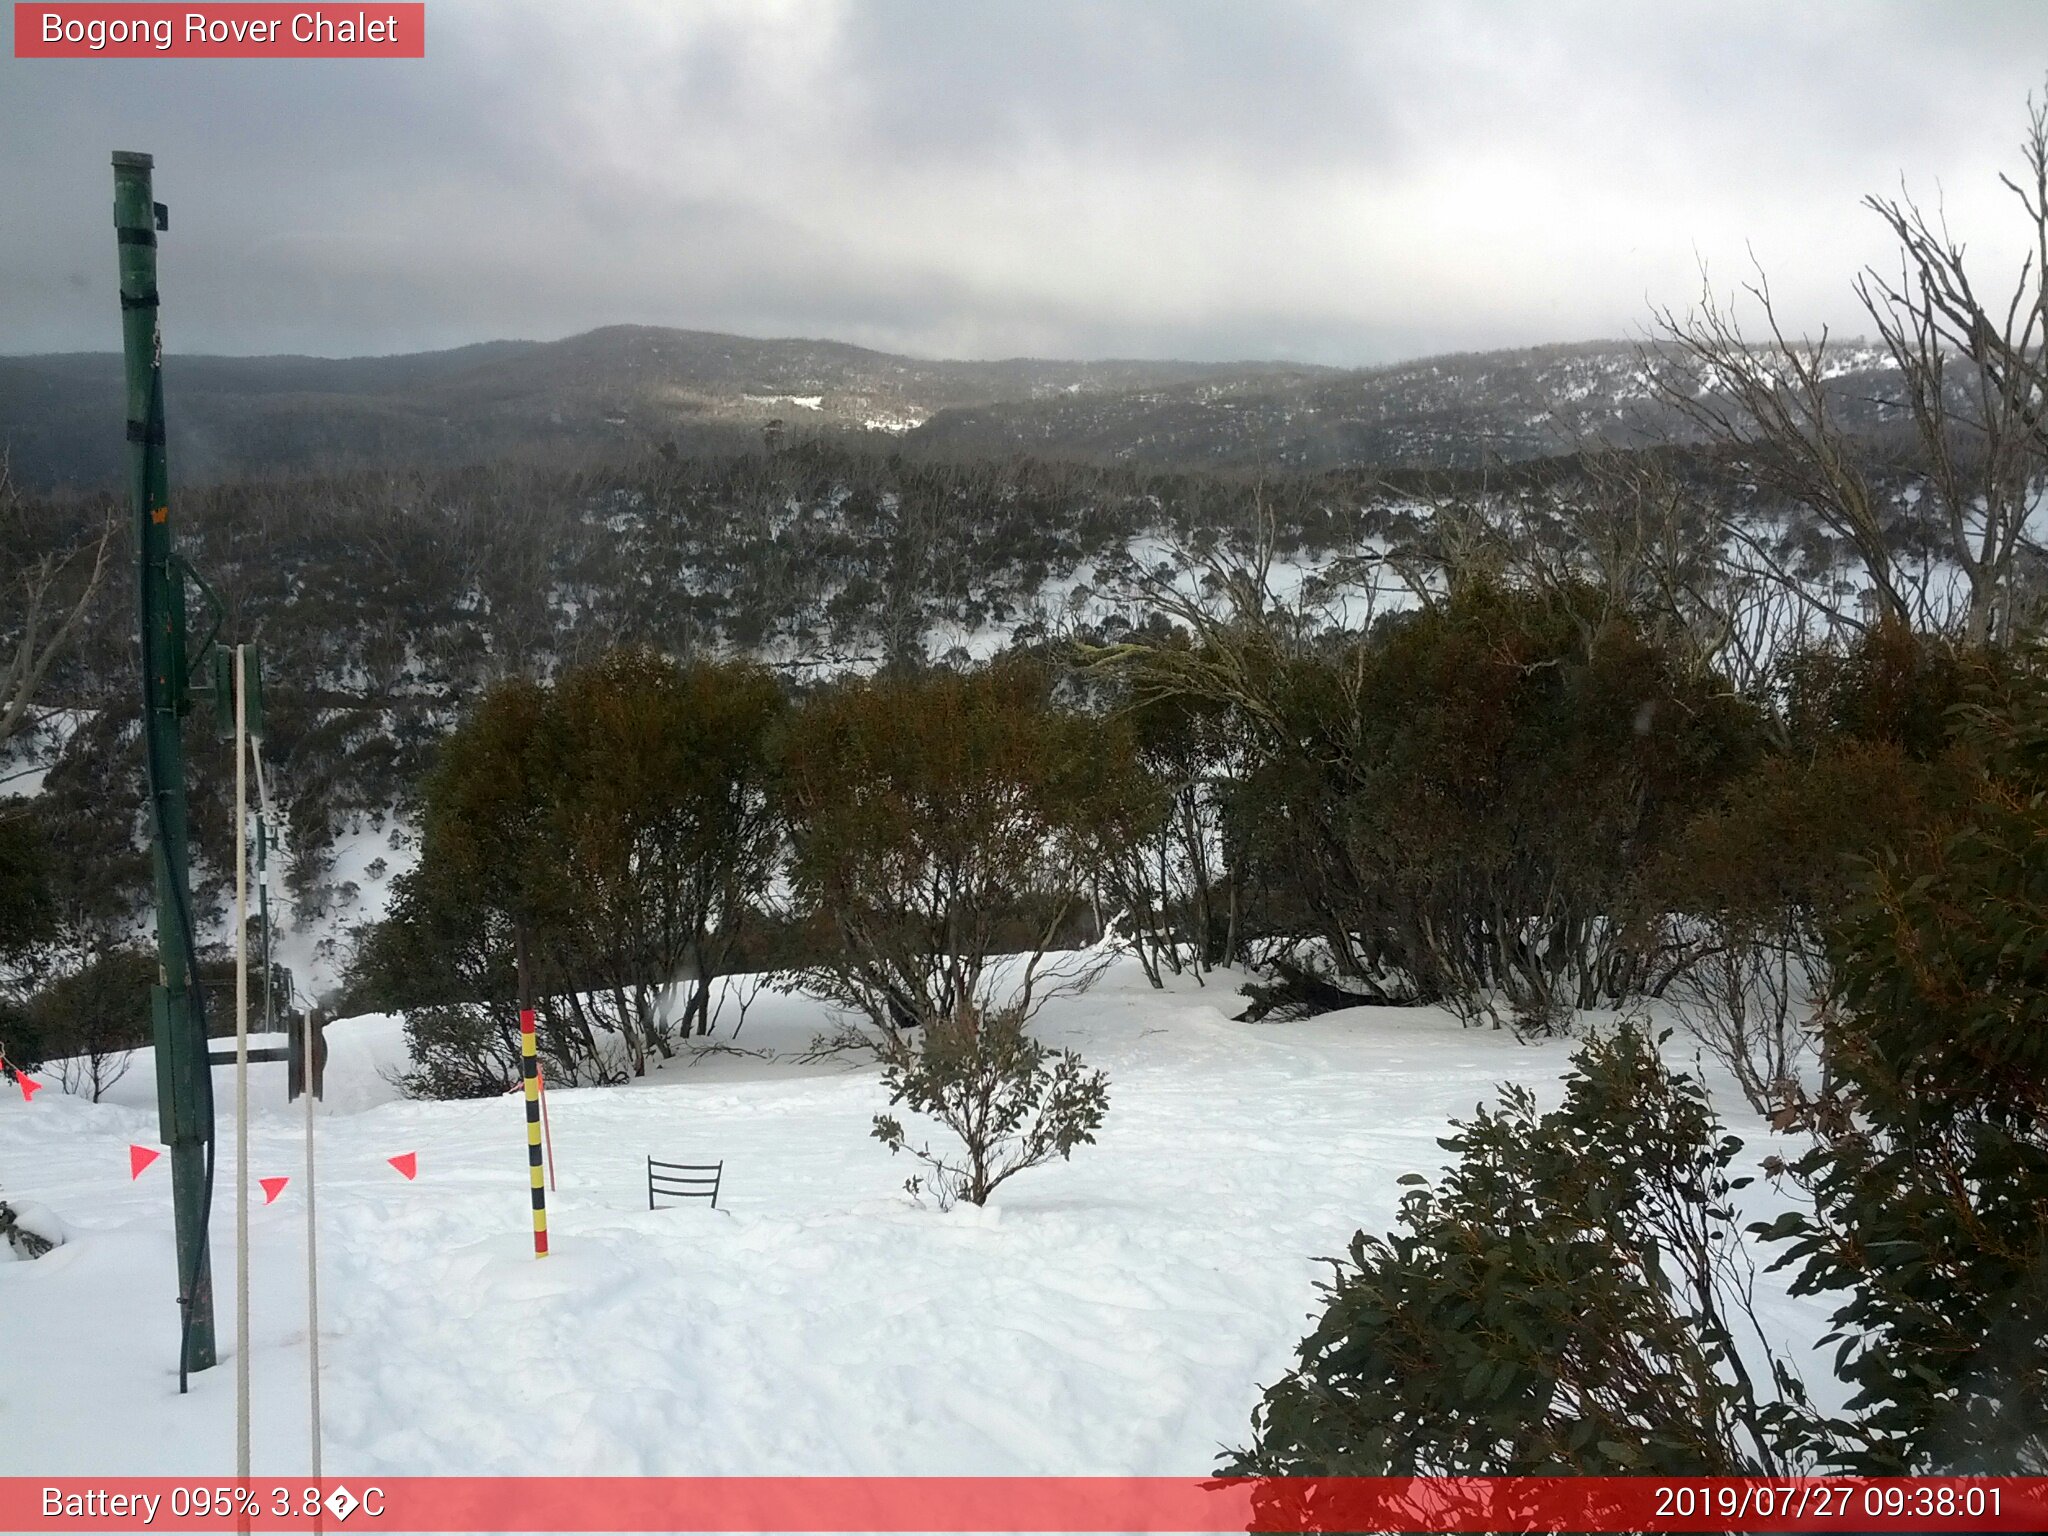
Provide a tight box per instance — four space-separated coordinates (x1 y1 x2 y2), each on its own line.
249 744 318 1476
234 643 251 1482
305 1005 322 1479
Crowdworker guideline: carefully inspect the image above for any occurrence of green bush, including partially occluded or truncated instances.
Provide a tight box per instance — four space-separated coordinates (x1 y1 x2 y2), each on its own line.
1225 1022 1808 1476
394 1004 524 1101
872 1004 1109 1208
0 810 55 973
355 649 785 1085
1223 581 1757 1023
1780 621 2004 763
1759 659 2048 1473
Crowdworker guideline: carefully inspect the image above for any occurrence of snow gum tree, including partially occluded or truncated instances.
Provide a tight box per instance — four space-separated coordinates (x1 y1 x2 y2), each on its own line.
776 658 1153 1039
547 647 785 1068
1652 92 2048 649
0 453 111 756
369 649 785 1092
1099 572 1756 1027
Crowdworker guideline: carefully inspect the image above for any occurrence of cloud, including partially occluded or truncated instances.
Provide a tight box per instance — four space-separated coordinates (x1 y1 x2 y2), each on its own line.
3 0 2046 362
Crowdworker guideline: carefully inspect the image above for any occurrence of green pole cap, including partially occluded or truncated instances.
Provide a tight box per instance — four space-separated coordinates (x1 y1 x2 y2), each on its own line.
111 150 154 170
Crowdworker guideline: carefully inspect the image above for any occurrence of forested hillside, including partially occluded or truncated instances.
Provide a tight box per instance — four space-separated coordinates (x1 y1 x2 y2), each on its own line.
0 326 1326 490
0 325 1917 491
5 414 2015 976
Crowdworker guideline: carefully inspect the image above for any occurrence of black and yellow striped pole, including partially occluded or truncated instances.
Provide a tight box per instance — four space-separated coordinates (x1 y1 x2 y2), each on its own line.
520 1009 548 1257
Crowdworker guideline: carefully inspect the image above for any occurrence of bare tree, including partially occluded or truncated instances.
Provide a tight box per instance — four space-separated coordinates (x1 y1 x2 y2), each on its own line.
29 945 149 1104
53 1029 137 1104
1851 95 2048 644
1652 91 2048 646
1 457 113 753
1408 449 1816 720
1650 268 1914 636
1565 448 1814 701
1666 916 1830 1120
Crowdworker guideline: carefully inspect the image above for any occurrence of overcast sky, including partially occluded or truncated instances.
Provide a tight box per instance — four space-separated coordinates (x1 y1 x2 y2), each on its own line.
3 1 2045 365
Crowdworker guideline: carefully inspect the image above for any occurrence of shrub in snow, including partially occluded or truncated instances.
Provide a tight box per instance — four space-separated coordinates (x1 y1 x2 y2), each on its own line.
26 945 151 1102
872 1004 1109 1209
1758 662 2048 1474
393 1000 626 1099
394 1004 525 1100
1650 726 1950 1119
1224 1022 1813 1479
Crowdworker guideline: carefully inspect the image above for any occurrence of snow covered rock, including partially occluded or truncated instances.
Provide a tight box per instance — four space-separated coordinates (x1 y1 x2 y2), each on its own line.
0 1197 65 1259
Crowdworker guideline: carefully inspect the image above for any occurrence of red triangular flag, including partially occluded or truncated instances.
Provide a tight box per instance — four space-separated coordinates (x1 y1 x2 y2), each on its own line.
387 1152 417 1180
17 1073 40 1103
260 1176 289 1205
130 1145 162 1180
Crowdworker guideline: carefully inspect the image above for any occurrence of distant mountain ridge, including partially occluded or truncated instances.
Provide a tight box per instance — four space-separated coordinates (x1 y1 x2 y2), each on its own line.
0 325 1332 489
910 337 1904 470
0 324 1898 489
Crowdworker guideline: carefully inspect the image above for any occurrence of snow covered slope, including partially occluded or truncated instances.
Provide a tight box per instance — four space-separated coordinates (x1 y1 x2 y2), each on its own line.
0 965 1835 1477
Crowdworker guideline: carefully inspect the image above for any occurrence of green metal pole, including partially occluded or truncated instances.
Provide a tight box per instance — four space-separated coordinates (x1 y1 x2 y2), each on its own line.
114 150 217 1378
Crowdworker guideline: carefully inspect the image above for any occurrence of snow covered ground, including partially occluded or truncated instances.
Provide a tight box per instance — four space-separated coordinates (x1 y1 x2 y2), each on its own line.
0 963 1835 1478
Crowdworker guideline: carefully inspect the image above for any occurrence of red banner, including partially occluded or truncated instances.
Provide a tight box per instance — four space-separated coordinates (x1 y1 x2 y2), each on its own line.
12 5 424 58
3 1477 2046 1532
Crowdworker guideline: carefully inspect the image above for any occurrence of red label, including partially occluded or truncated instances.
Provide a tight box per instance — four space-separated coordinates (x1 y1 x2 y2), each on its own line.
14 5 425 57
0 1478 2044 1532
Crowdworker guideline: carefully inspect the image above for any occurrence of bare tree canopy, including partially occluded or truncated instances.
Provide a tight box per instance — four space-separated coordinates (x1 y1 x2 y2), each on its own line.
1652 90 2048 648
1 456 111 753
